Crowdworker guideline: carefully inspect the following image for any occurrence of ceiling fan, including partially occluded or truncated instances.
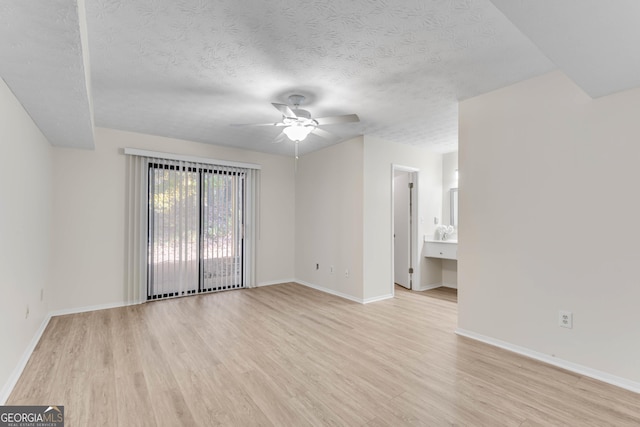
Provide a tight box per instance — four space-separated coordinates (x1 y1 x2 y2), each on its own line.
232 94 359 155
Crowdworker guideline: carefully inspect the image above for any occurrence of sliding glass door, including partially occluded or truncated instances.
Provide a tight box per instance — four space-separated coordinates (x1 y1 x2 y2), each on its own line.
201 170 244 292
147 162 245 300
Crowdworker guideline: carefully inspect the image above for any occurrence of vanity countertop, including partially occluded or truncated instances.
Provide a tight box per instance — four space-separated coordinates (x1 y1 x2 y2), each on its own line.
425 239 458 260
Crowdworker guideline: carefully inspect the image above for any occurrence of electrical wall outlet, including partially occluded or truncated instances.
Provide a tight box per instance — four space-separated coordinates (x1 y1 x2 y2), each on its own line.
559 310 573 329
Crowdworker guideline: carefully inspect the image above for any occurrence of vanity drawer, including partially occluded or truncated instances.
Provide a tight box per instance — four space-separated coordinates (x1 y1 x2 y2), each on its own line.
425 242 457 260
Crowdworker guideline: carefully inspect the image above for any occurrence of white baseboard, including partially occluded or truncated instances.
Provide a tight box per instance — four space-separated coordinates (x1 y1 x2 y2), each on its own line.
265 280 394 304
415 283 442 291
415 283 457 291
456 328 640 394
49 301 135 318
295 279 364 304
363 293 394 304
1 314 51 405
257 279 296 287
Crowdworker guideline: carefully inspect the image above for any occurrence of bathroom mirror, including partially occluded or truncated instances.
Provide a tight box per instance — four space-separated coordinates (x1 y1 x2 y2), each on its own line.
450 188 458 227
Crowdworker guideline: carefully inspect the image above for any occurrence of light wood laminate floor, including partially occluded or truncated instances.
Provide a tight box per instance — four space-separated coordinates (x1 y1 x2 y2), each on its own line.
9 283 640 426
415 285 458 303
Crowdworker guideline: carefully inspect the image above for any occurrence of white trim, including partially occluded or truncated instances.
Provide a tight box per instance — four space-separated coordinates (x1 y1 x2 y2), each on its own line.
295 280 394 305
124 148 262 170
295 280 363 304
456 328 640 395
363 294 394 304
1 315 51 404
257 279 296 287
414 283 443 291
415 282 457 291
49 301 136 318
390 165 395 297
392 164 420 173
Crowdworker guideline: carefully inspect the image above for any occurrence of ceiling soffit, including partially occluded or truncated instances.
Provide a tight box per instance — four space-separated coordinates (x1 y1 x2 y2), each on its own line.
0 0 95 149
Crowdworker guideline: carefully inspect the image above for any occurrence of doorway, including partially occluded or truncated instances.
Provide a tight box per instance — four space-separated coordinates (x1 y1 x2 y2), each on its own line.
392 167 418 291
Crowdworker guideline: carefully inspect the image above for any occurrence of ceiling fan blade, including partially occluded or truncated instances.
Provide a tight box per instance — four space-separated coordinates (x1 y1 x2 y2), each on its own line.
311 127 334 140
272 103 297 118
314 114 359 126
230 122 286 127
272 131 286 143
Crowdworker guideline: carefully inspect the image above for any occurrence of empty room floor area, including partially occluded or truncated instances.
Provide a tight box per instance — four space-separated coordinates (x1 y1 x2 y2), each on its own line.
8 283 640 426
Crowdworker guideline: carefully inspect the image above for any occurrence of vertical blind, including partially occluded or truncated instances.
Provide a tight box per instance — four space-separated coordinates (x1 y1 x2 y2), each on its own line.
147 160 200 299
125 149 259 304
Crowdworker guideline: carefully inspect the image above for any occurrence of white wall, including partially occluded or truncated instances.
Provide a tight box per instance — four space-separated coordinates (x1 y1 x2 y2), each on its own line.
0 78 52 400
441 151 458 288
363 136 443 299
295 135 444 302
295 137 364 301
459 71 640 384
50 127 295 312
441 259 458 289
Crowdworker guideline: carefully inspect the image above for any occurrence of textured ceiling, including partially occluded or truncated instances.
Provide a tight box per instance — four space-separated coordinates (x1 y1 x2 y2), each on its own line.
84 0 554 155
7 1 638 156
0 0 95 149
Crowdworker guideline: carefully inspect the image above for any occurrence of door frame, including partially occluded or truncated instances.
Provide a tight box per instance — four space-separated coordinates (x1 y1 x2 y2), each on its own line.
390 165 419 297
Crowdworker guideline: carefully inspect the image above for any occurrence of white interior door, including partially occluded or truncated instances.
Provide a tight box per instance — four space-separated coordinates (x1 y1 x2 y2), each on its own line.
394 172 411 288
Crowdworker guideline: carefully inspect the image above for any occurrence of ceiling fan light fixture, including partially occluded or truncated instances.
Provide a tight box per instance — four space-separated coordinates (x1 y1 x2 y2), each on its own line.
283 124 313 142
